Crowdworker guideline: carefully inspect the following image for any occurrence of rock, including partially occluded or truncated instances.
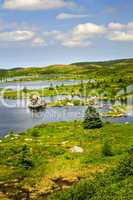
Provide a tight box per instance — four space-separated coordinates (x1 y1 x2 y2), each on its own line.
24 138 33 141
67 102 74 106
4 134 10 138
70 146 84 153
62 141 69 145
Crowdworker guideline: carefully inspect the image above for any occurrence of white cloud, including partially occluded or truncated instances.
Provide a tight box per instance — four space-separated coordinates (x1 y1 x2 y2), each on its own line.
2 0 75 10
61 39 91 47
56 13 89 20
108 22 125 30
32 37 47 46
127 22 133 30
66 23 105 47
72 23 105 39
108 31 133 41
107 22 133 42
44 23 105 47
0 21 133 47
0 30 34 42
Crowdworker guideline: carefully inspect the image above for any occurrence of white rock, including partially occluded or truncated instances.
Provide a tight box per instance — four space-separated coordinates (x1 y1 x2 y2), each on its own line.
67 103 74 106
4 134 10 138
24 138 33 141
70 146 84 153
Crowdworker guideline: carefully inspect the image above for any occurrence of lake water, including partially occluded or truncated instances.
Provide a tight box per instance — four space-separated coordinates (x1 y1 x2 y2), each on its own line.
0 80 90 91
0 95 133 137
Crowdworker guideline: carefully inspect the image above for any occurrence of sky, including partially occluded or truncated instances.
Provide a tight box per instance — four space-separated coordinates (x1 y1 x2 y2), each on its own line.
0 0 133 68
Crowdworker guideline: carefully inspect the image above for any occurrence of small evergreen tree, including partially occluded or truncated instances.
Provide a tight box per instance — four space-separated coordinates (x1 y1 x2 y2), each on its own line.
49 83 54 90
102 142 113 157
23 86 28 94
18 145 34 169
83 106 103 129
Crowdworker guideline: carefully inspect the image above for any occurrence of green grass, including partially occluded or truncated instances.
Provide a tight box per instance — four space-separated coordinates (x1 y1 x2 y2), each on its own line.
49 152 133 200
0 121 133 199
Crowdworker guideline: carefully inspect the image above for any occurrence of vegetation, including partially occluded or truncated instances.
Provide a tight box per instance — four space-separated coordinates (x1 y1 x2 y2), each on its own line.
0 121 133 199
0 58 133 199
1 79 132 101
0 58 133 88
102 142 114 157
1 59 133 101
49 150 133 200
0 58 132 80
103 105 127 118
83 106 103 129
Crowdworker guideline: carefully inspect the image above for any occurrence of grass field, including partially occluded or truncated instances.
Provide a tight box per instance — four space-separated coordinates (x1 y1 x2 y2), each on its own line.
0 121 133 199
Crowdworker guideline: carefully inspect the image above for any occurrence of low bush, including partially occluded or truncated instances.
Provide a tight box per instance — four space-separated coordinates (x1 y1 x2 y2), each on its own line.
115 150 133 180
30 128 40 137
73 99 81 106
102 142 113 157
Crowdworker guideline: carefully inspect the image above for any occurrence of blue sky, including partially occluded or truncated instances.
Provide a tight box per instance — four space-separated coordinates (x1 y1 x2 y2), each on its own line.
0 0 133 68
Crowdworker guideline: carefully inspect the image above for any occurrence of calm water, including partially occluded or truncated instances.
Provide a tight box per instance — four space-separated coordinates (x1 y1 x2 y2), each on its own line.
0 96 133 137
0 80 90 91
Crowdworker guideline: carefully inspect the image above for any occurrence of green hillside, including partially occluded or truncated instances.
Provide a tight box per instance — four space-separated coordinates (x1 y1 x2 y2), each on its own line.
0 58 133 81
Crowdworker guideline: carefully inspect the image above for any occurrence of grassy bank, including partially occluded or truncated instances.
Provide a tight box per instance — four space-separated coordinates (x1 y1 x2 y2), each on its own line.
0 121 133 199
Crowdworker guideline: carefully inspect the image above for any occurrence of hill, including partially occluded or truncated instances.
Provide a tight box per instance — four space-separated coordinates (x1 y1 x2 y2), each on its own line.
0 58 133 83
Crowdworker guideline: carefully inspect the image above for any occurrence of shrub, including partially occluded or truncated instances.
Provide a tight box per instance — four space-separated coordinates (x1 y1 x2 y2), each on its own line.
23 86 28 93
102 142 113 157
17 145 34 169
8 129 14 136
116 150 133 180
83 106 103 129
30 128 40 137
73 99 81 106
47 146 65 157
49 179 97 200
49 83 54 90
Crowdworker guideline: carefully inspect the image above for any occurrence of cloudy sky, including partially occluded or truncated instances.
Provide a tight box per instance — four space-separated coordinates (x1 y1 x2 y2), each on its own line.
0 0 133 68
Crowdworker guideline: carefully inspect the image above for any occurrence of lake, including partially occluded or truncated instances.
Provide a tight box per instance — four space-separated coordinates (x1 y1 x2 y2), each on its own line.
0 95 133 137
0 79 90 91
